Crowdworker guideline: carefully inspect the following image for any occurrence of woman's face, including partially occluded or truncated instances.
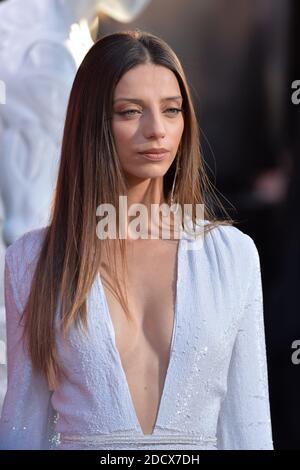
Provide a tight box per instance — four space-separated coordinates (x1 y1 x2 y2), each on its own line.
111 63 184 185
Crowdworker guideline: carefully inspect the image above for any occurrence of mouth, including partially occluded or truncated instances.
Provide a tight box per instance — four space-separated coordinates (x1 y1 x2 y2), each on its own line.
138 151 169 161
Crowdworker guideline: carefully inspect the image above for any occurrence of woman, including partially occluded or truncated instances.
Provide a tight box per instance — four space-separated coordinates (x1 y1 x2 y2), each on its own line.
0 30 273 450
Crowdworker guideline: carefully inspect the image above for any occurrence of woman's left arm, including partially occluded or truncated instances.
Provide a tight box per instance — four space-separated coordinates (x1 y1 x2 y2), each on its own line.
216 236 274 450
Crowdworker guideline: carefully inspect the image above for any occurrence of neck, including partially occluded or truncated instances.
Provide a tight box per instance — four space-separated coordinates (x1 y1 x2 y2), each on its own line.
123 177 179 240
126 176 166 207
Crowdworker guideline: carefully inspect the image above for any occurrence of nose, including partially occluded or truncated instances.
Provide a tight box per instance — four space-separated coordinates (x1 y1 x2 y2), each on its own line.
142 108 166 140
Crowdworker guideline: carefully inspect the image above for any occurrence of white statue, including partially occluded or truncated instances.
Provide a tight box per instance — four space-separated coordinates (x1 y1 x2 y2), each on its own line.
0 0 150 246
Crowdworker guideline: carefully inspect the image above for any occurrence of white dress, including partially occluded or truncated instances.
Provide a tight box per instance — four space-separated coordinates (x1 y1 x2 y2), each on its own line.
0 223 274 450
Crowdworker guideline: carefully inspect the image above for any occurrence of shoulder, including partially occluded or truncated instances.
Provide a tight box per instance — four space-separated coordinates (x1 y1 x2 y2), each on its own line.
204 222 259 262
200 222 261 312
198 221 260 283
5 226 48 266
5 226 49 311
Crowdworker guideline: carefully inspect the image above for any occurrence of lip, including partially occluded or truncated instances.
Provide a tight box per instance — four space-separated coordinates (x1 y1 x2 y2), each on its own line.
138 148 169 161
139 152 169 161
138 148 169 154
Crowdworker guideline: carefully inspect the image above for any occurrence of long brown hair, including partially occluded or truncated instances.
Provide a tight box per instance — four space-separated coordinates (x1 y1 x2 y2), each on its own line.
22 30 235 389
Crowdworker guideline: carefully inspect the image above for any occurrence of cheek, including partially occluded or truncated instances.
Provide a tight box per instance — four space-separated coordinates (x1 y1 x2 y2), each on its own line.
172 119 184 145
111 123 137 168
112 123 134 150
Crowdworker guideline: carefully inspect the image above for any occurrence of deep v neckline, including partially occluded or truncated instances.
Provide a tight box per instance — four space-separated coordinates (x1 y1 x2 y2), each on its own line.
96 235 183 437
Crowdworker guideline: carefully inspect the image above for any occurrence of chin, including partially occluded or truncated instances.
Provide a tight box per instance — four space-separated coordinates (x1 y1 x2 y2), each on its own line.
130 170 167 181
126 164 170 179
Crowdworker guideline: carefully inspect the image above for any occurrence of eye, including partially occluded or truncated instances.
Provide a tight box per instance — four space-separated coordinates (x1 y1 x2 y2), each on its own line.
165 108 183 115
118 109 141 116
116 107 184 118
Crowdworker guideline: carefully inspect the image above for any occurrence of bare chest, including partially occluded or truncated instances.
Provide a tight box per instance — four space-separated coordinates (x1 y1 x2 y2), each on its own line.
99 239 179 435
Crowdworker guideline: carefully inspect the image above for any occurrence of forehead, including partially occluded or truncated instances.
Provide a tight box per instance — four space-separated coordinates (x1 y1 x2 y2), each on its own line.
114 64 181 98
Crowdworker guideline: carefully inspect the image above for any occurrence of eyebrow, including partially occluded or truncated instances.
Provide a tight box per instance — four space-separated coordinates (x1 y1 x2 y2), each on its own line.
113 96 183 104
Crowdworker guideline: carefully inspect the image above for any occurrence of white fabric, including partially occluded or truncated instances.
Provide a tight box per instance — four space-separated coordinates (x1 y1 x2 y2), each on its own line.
0 222 273 449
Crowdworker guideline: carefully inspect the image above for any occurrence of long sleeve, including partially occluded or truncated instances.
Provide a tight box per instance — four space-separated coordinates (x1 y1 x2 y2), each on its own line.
0 249 57 450
216 236 274 449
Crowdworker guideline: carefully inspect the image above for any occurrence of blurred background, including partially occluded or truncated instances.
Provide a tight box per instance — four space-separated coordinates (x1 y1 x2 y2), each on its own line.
0 0 299 449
